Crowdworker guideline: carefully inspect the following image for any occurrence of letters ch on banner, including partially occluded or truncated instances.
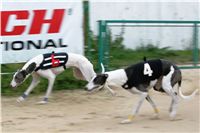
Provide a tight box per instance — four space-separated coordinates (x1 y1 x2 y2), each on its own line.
0 9 65 36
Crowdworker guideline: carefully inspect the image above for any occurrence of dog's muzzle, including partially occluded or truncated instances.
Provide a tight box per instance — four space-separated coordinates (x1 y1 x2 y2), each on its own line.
10 84 17 89
86 85 104 93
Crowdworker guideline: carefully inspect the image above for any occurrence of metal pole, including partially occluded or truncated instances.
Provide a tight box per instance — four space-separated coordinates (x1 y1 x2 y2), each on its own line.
98 20 106 72
105 27 110 71
98 21 103 71
83 0 91 59
193 23 199 66
102 21 107 70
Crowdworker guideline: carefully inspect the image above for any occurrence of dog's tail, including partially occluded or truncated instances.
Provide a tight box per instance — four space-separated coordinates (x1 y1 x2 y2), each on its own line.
178 82 198 100
101 63 105 73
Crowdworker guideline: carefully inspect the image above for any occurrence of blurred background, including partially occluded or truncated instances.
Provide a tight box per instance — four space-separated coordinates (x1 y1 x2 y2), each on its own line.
1 0 199 95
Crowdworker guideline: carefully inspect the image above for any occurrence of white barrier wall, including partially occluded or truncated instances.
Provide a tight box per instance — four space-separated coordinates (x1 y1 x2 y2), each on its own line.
90 1 199 50
0 1 83 64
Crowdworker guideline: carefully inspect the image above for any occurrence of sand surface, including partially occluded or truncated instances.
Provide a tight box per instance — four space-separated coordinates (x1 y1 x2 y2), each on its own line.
1 69 200 133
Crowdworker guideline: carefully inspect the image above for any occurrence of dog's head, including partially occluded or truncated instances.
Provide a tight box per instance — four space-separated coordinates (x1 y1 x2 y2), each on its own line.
86 63 108 92
86 73 108 91
10 63 36 88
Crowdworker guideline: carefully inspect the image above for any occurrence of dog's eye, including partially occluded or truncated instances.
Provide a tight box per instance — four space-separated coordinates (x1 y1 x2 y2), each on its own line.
93 77 98 83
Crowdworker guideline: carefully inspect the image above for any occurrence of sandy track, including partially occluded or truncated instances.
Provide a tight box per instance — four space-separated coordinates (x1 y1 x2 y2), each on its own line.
1 69 200 133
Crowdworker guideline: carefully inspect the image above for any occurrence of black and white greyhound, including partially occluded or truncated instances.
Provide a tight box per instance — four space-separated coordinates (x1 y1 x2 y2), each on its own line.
86 58 198 124
10 52 96 104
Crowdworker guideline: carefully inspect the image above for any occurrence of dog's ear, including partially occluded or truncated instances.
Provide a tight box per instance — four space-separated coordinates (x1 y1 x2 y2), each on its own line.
100 74 108 85
25 63 36 74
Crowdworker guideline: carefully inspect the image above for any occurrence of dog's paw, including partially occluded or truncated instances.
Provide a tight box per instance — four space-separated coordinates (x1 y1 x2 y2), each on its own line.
169 112 176 121
36 101 48 105
120 119 133 124
17 96 25 103
152 108 159 119
120 115 134 124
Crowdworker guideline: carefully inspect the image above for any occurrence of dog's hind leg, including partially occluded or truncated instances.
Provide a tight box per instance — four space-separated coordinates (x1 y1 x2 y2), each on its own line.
121 87 148 124
146 95 159 118
168 91 179 120
162 66 179 120
17 73 40 103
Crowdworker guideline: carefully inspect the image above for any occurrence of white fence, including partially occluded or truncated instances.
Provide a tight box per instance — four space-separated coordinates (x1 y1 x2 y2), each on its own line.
90 1 199 49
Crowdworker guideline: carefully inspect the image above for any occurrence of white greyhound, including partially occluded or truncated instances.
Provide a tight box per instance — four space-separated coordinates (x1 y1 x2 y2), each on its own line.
10 52 96 104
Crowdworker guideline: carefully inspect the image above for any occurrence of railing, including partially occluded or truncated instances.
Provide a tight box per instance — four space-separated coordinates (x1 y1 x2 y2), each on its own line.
98 20 200 71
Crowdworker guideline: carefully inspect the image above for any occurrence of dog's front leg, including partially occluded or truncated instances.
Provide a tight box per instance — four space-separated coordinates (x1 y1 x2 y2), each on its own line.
121 88 148 124
17 73 40 103
104 84 116 96
145 95 159 118
37 71 56 104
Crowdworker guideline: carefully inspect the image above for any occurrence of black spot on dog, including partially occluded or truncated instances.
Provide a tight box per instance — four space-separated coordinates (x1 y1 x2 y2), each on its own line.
93 74 108 85
26 62 36 73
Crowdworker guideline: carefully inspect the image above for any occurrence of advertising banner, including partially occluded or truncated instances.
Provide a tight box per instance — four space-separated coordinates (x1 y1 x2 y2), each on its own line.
0 1 83 64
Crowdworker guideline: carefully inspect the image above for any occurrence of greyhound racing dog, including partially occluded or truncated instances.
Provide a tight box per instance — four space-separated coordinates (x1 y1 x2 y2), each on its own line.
10 51 96 104
86 58 198 124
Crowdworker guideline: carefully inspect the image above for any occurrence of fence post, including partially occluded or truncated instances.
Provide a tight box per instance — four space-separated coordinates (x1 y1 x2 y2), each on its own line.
193 23 199 66
98 20 103 72
98 20 106 72
105 27 110 71
83 0 91 59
